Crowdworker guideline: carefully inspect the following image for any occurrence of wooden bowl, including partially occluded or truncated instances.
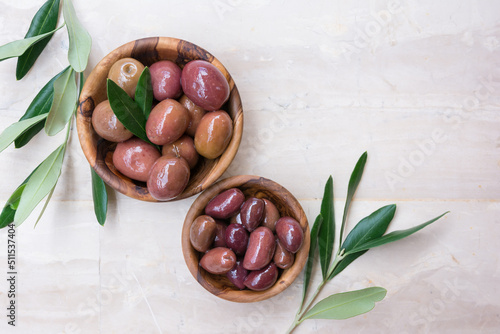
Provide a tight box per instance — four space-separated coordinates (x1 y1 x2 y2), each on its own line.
77 37 243 201
182 175 310 302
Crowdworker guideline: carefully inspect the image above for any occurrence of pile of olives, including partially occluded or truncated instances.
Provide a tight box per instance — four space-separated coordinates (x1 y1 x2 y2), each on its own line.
190 188 305 291
91 57 233 201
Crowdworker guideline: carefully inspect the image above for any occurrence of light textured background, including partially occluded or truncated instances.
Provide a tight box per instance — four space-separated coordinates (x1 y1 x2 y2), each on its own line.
0 0 499 333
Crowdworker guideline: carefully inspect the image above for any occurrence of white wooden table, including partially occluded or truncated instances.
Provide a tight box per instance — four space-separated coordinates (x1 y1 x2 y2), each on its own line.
0 0 499 333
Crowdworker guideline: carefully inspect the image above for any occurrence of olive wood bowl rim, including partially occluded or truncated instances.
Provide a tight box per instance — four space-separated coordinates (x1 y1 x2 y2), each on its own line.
76 36 243 202
182 175 310 303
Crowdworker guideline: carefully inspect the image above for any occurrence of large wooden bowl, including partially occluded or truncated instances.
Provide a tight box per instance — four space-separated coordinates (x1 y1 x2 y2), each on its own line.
77 37 243 201
182 175 310 302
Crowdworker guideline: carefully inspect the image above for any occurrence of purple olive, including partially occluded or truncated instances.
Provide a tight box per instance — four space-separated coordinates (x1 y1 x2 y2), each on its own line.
205 188 245 219
226 259 248 290
199 247 236 275
243 263 278 291
262 199 280 232
225 223 249 256
275 217 304 253
274 238 295 269
240 197 265 232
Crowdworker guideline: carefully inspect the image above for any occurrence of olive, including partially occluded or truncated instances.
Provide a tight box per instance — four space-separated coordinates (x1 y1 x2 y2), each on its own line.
274 238 294 269
149 60 182 100
146 99 189 145
205 188 245 219
262 199 280 232
194 110 233 159
161 135 199 169
225 223 249 256
190 215 217 253
243 262 278 291
229 212 242 225
112 137 161 182
180 60 230 111
226 259 248 290
108 58 145 98
147 156 190 201
179 95 207 137
213 220 228 248
200 247 236 275
275 217 304 253
91 100 133 142
243 226 276 271
240 197 265 232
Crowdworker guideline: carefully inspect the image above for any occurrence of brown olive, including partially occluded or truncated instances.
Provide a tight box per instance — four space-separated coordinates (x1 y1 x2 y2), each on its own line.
213 220 228 248
146 99 189 146
147 156 190 201
190 215 217 253
112 137 161 182
91 100 133 142
200 247 236 275
180 60 230 111
149 60 182 100
161 135 199 169
108 58 145 98
262 199 280 232
178 95 207 137
194 110 233 159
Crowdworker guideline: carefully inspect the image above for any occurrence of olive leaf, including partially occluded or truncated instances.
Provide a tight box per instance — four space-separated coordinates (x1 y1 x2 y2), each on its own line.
0 114 48 153
62 0 91 72
318 176 335 279
14 143 66 226
302 287 387 321
301 214 323 305
0 25 64 62
16 0 61 80
91 168 108 226
0 185 26 229
107 79 151 144
15 67 66 148
345 212 450 254
339 152 367 244
45 67 77 136
135 67 153 118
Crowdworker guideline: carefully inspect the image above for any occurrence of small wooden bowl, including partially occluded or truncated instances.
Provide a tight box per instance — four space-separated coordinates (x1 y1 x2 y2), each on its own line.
182 175 310 303
77 37 243 201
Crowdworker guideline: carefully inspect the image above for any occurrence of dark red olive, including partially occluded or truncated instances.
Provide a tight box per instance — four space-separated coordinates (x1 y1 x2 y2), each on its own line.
225 223 249 256
275 217 304 253
226 259 248 290
240 197 265 232
205 188 245 219
213 220 227 248
243 262 278 291
274 238 295 269
243 226 275 270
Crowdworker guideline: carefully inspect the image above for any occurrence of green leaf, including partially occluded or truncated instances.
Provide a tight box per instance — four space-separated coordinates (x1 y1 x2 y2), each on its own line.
14 143 66 226
318 176 335 279
301 214 323 305
45 67 77 136
341 204 396 253
0 184 26 229
33 183 57 228
62 0 91 72
91 168 108 226
328 205 396 281
16 0 61 80
339 152 367 244
0 25 63 62
302 287 387 321
346 212 449 254
15 67 67 148
135 67 153 118
107 79 151 143
0 114 48 153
